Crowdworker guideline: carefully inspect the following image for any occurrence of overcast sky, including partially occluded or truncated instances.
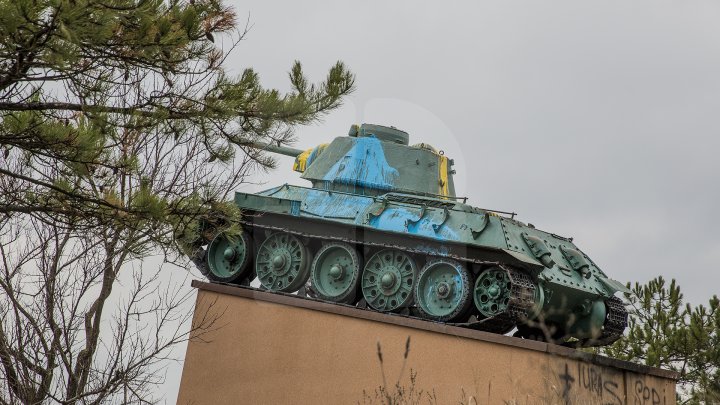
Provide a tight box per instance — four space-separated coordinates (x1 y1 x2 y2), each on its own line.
167 0 720 401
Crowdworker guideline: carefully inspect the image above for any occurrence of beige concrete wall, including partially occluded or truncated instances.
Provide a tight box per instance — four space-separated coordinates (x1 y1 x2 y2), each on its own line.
177 286 675 405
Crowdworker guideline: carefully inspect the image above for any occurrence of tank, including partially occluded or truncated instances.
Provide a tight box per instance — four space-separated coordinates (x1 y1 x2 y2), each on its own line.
194 123 628 347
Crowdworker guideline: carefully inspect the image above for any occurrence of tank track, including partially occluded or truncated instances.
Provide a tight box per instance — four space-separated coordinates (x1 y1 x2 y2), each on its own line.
586 296 628 347
460 266 538 334
567 296 628 348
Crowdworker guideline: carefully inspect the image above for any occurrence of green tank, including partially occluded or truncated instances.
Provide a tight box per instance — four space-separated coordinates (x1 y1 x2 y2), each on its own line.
195 123 629 347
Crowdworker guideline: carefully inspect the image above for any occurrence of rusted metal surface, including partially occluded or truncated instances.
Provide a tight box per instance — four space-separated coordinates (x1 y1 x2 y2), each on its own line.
191 279 678 380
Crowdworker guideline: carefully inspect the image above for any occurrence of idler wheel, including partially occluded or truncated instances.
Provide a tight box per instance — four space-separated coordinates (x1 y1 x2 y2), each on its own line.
474 267 512 318
361 249 416 312
206 231 252 283
415 258 472 322
256 232 311 292
310 242 361 303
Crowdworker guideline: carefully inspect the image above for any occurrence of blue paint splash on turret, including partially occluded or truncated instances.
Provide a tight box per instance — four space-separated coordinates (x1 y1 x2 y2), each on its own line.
323 136 399 190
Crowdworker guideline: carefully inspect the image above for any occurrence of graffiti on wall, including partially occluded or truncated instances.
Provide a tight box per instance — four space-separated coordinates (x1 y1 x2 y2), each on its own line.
558 362 623 405
632 378 664 405
555 361 669 405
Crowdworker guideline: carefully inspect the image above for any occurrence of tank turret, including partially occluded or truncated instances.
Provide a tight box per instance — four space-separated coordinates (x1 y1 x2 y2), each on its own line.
254 123 457 198
194 123 629 348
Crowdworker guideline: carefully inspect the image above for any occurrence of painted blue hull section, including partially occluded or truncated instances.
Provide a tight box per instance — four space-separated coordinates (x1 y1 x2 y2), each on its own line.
259 185 466 245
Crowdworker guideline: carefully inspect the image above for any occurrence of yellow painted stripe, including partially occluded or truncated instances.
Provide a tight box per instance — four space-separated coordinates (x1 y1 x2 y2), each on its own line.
439 155 449 197
293 148 314 172
293 143 329 173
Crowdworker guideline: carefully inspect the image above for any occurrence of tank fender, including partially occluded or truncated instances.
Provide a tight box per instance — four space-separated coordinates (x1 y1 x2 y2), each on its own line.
502 250 544 274
598 277 631 295
234 192 301 216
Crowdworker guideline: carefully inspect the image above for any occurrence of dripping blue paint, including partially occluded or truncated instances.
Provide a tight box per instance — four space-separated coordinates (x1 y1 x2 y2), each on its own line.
323 136 399 190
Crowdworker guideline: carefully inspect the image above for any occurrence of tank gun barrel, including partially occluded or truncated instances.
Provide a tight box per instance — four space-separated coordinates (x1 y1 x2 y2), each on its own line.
248 141 304 157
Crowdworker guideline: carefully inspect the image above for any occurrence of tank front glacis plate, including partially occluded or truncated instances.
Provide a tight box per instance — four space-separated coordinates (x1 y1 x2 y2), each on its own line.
497 217 627 300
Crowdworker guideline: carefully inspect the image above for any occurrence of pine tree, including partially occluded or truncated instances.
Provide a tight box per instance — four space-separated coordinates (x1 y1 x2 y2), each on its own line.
0 1 354 402
599 277 720 404
0 0 354 250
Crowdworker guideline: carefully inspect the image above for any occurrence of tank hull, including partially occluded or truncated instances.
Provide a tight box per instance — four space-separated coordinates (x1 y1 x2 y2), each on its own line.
214 184 628 345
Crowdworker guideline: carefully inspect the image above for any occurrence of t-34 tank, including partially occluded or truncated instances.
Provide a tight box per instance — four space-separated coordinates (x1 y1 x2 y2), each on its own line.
196 124 629 346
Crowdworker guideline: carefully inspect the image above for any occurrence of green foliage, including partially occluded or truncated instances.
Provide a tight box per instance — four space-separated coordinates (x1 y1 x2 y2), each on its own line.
0 0 355 256
598 277 720 404
0 1 354 402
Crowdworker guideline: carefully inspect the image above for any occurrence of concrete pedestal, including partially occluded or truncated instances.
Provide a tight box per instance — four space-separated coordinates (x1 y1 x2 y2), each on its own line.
177 281 677 405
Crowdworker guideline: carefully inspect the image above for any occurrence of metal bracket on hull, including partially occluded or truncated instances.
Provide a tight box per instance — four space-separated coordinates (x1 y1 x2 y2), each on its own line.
560 246 591 279
431 207 450 233
521 233 556 268
404 204 427 229
366 198 388 223
469 213 490 240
